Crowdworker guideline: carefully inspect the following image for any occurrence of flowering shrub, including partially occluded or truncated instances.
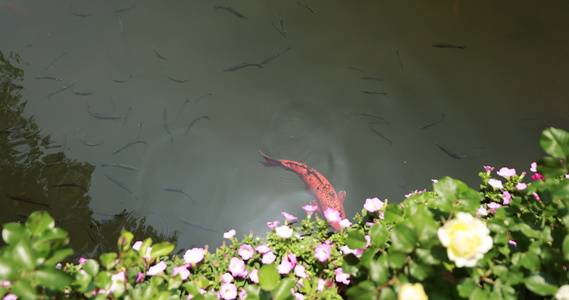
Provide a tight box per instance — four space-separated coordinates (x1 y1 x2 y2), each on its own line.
1 127 569 299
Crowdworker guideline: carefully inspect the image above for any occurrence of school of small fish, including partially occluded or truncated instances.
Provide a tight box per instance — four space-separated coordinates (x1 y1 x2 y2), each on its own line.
11 0 476 235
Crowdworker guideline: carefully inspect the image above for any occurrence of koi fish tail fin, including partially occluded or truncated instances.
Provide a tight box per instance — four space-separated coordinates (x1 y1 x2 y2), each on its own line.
259 150 282 167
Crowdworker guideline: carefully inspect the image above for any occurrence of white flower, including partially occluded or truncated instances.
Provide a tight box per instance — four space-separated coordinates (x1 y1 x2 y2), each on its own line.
556 285 569 300
437 212 493 268
398 283 428 300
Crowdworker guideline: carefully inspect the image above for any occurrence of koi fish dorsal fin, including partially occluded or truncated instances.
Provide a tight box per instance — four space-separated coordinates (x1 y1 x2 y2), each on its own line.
338 191 346 203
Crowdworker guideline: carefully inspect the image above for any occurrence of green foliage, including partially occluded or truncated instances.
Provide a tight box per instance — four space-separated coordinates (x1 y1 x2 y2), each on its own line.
1 127 569 299
0 211 74 299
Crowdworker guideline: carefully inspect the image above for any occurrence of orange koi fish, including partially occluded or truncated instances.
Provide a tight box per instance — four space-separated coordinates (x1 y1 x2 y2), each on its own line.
259 150 346 230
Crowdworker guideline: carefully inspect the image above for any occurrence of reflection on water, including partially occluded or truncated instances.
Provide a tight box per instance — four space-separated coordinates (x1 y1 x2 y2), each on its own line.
0 51 178 260
1 0 569 258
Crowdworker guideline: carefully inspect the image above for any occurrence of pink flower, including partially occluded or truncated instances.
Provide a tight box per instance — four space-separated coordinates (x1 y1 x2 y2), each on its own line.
487 202 501 213
239 289 247 299
302 205 318 218
249 269 259 283
287 253 297 268
173 265 191 280
132 241 143 250
530 162 537 172
228 257 248 278
532 173 545 180
476 205 488 217
508 240 517 247
502 191 511 205
533 192 541 201
3 294 17 300
484 166 495 173
314 243 331 262
566 174 569 179
136 272 145 283
497 167 516 179
317 279 326 291
220 283 237 300
267 221 280 229
262 252 276 264
516 182 527 190
364 235 371 248
335 268 350 285
277 260 293 274
292 290 304 300
405 189 426 198
337 219 352 229
238 244 254 260
488 179 503 189
363 197 384 212
431 179 438 183
221 273 234 283
112 272 126 282
275 225 294 238
294 265 307 278
323 208 341 222
223 229 236 239
147 261 167 275
379 212 385 219
340 245 358 256
255 244 270 254
78 257 87 265
184 248 205 266
281 212 297 221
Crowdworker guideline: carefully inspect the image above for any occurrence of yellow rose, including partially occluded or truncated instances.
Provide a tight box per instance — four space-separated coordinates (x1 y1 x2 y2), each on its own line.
437 212 493 268
398 283 428 300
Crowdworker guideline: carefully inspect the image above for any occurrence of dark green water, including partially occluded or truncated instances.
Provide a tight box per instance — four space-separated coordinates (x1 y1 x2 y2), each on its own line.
1 0 568 260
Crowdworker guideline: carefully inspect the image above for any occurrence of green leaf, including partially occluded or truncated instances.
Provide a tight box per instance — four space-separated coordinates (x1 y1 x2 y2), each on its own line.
25 211 55 237
34 267 73 289
563 235 569 261
12 278 38 300
389 222 417 254
150 242 175 258
32 228 69 249
433 177 480 212
100 252 118 270
369 254 389 285
346 281 379 300
83 259 100 277
387 251 408 269
384 204 404 224
95 271 112 291
457 278 478 298
346 228 367 250
44 248 74 267
2 222 28 245
369 224 388 248
540 127 569 160
273 278 295 300
14 239 36 270
524 272 557 296
469 288 489 300
244 285 261 300
258 264 279 291
537 157 568 178
408 204 438 247
118 229 134 251
0 256 19 281
139 238 153 257
408 260 432 281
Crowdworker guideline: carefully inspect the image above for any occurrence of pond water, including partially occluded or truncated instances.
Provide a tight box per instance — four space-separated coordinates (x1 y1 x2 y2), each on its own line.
1 0 568 259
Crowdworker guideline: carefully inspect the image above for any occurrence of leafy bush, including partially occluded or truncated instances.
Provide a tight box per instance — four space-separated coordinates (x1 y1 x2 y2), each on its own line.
1 127 569 300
